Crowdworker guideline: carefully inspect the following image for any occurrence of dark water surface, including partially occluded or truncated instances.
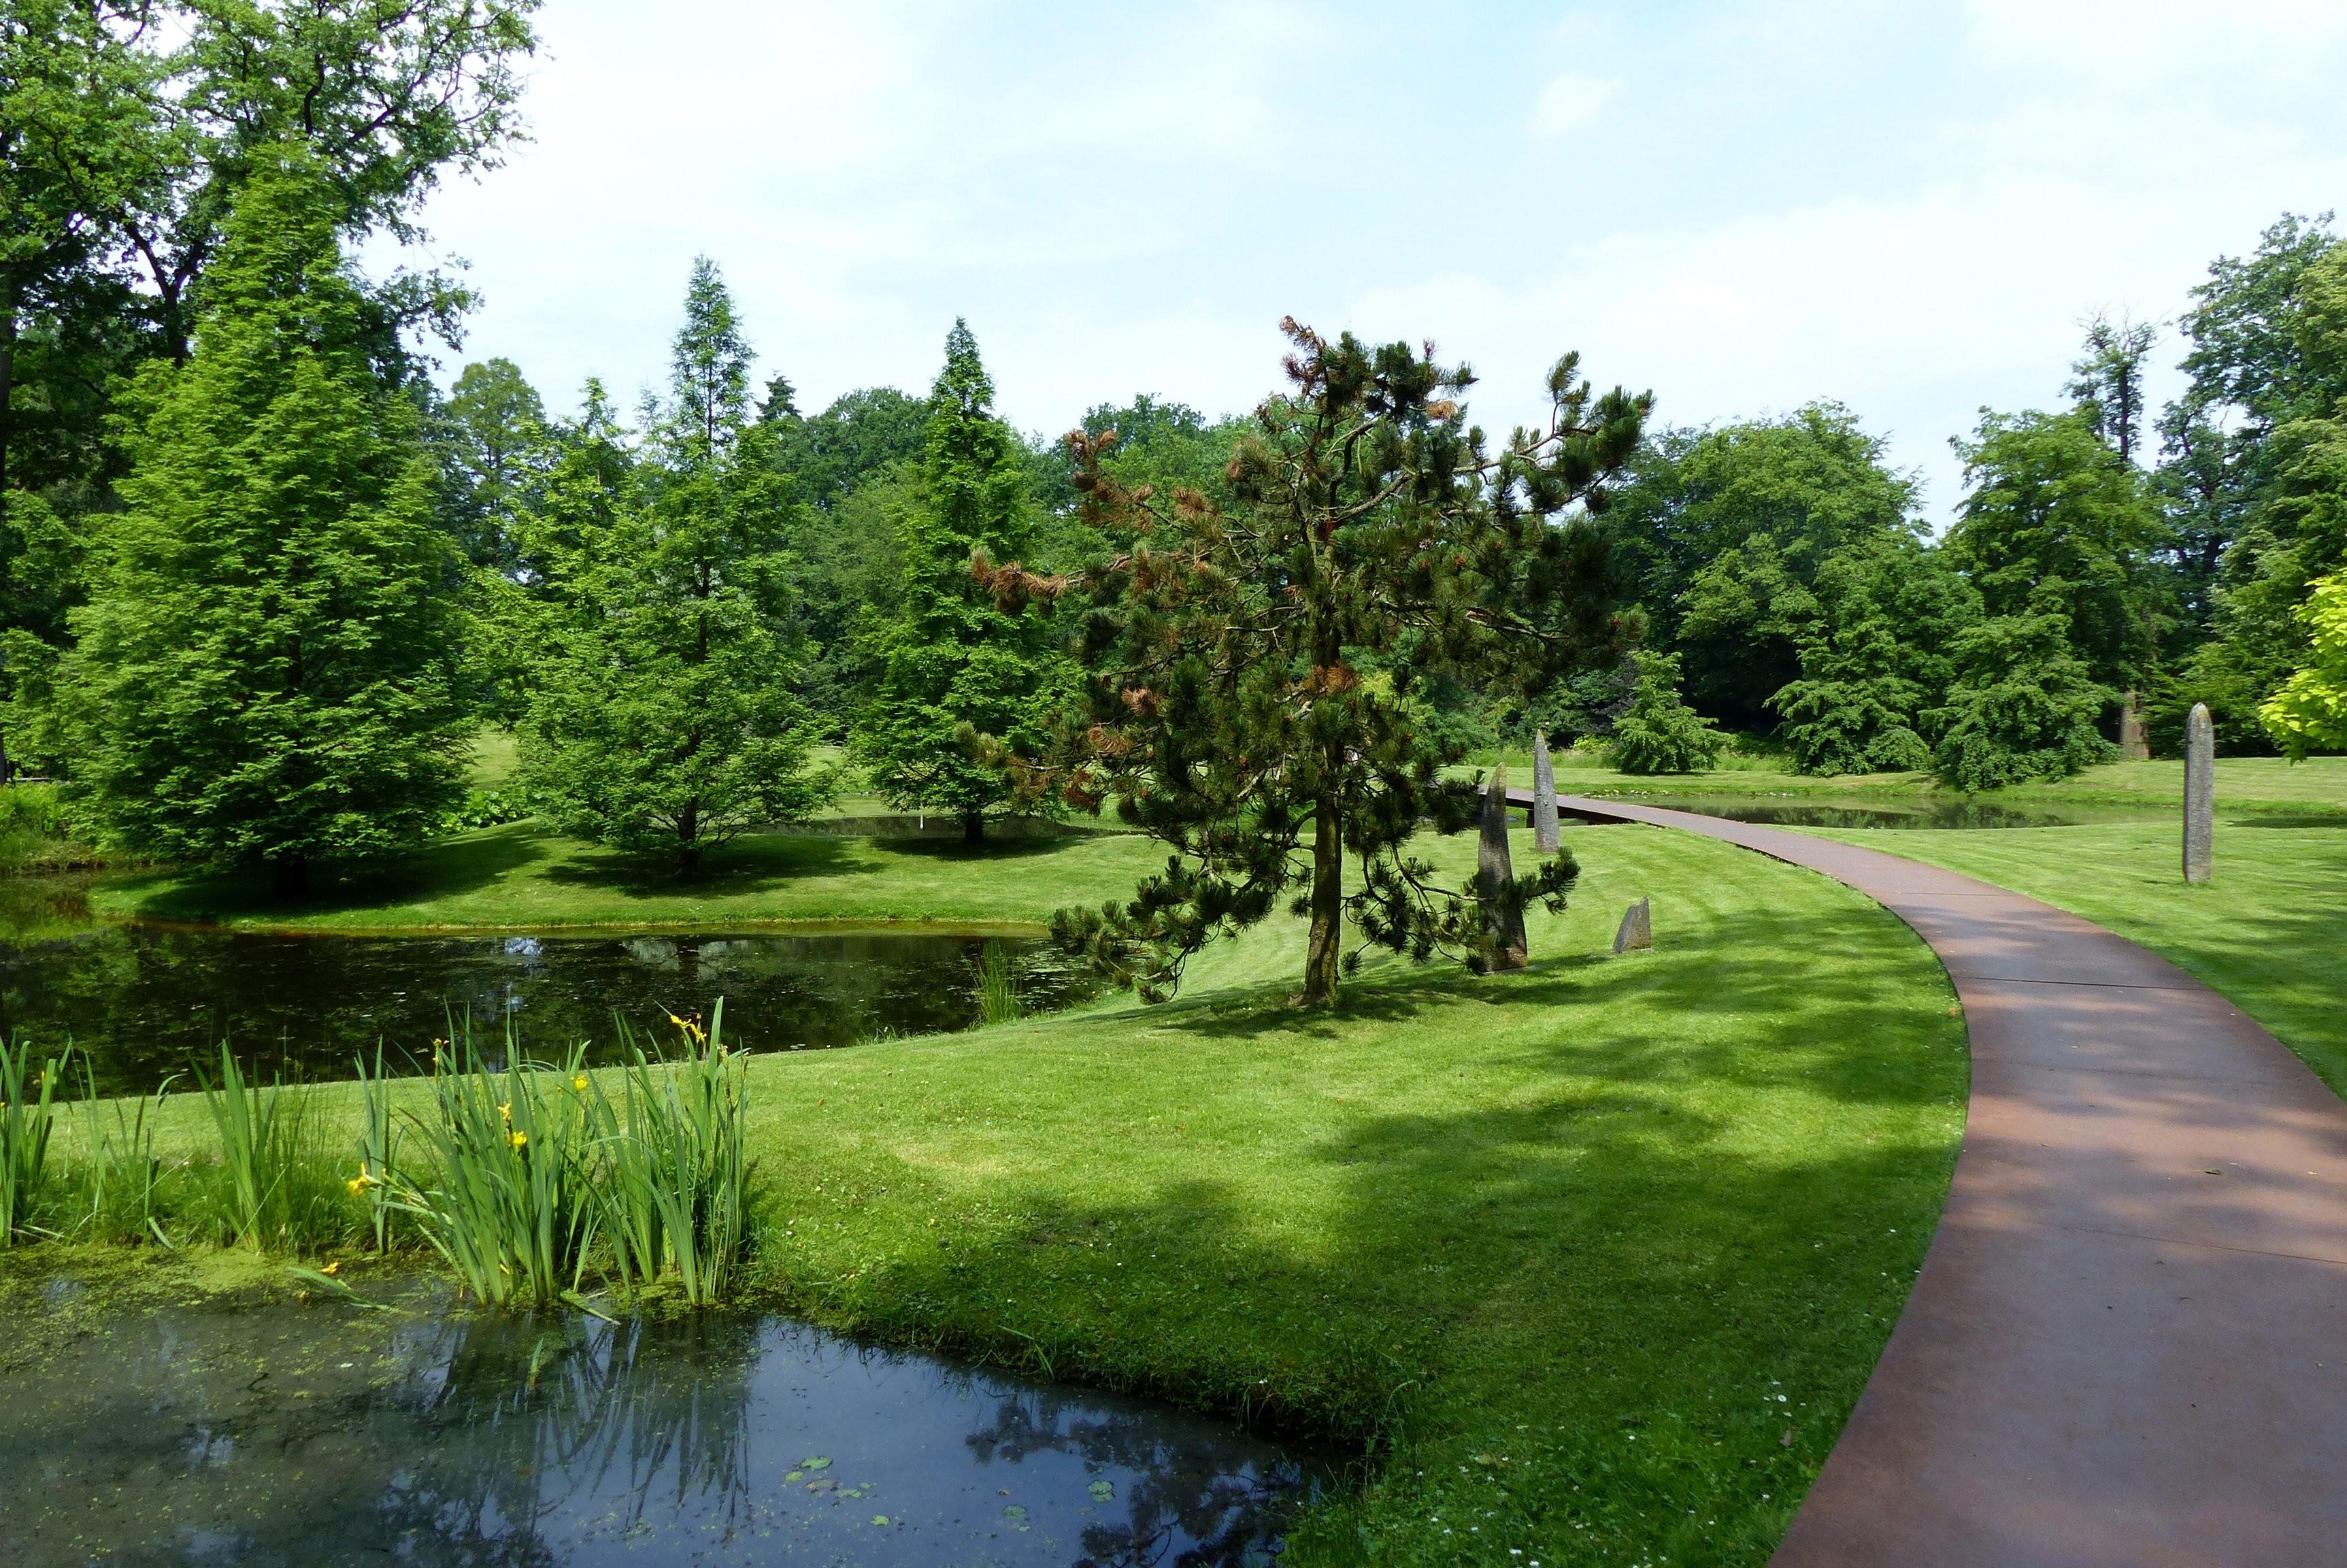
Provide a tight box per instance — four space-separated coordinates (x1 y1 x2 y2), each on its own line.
1 1286 1323 1567
0 882 1091 1095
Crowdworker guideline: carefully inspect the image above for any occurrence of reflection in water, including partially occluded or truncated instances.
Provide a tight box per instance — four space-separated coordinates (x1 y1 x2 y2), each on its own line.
0 900 1094 1095
0 1292 1321 1567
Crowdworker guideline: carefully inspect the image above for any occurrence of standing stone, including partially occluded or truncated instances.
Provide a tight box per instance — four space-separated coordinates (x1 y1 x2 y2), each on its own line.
1613 897 1653 954
2184 701 2214 884
1532 729 1561 853
2119 690 2150 761
1478 765 1529 971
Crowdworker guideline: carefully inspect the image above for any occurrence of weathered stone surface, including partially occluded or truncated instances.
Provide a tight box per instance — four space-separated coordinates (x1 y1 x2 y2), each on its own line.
1612 896 1652 954
1479 765 1529 970
1532 729 1561 853
2184 701 2214 884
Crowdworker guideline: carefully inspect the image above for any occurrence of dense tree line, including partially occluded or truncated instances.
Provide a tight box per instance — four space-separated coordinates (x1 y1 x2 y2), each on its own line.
6 3 2344 944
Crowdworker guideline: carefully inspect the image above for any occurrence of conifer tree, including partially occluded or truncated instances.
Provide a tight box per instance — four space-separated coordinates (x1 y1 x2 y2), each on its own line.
1018 320 1648 1006
853 320 1065 844
522 261 827 871
52 148 470 895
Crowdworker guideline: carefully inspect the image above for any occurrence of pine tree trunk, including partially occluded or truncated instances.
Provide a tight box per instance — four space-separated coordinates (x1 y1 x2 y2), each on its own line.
962 811 984 846
1301 785 1343 1007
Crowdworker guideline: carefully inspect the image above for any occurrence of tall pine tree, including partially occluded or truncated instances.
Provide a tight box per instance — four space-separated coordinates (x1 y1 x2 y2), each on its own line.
853 320 1064 844
521 259 828 871
52 148 469 894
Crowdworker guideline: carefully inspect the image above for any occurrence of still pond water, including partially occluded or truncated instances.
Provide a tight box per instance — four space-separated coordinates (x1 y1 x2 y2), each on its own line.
3 1282 1324 1567
0 881 1091 1095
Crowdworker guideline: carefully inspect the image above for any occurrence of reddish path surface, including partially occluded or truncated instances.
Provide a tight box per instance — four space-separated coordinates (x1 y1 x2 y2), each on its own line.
1553 796 2347 1567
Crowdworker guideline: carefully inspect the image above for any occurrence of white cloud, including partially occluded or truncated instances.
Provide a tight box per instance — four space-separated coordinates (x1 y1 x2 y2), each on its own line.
1530 72 1620 139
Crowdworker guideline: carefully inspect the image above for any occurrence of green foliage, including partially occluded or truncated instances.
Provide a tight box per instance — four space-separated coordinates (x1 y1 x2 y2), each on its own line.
1945 407 2162 694
853 320 1069 841
1931 612 2117 791
0 1037 65 1246
522 260 830 870
1608 651 1728 773
1610 403 1922 724
50 152 471 895
1040 321 1642 1003
193 1044 348 1253
386 1032 601 1309
2260 569 2347 756
435 356 548 570
585 1009 754 1306
972 940 1025 1027
766 386 930 510
66 1064 168 1246
1771 539 1977 775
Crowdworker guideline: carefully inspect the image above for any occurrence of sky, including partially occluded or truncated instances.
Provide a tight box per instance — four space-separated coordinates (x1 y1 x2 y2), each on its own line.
390 0 2347 524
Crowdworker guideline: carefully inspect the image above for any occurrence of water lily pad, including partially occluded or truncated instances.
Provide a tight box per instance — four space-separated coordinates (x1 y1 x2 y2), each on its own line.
1088 1479 1115 1502
784 1471 803 1482
872 1515 891 1527
801 1455 832 1471
1003 1504 1027 1520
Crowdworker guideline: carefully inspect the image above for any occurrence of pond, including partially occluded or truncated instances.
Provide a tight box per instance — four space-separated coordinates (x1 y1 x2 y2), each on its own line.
1 1282 1327 1566
0 881 1095 1096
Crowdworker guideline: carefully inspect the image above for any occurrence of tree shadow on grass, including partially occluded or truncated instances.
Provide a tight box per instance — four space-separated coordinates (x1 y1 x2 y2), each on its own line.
112 822 554 924
533 832 861 899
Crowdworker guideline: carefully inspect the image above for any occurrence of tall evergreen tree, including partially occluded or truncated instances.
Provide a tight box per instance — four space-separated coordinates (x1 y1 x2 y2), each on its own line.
852 320 1065 844
2066 311 2159 463
522 262 827 871
50 148 470 894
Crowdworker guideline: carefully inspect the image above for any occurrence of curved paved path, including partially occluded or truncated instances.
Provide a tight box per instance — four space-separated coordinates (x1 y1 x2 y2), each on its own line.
1554 796 2347 1567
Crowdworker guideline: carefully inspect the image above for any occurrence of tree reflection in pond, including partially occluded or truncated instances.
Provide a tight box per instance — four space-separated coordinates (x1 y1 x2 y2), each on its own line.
0 1288 1323 1567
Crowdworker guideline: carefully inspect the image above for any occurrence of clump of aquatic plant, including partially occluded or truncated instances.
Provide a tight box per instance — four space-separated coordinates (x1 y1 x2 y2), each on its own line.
586 1006 754 1306
193 1045 348 1252
388 1027 601 1309
972 940 1025 1027
352 1044 403 1252
0 1039 67 1246
69 1063 171 1246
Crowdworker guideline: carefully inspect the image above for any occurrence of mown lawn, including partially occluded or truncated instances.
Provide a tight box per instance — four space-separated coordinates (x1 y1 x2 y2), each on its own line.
85 820 1167 933
1806 814 2347 1097
31 821 1968 1566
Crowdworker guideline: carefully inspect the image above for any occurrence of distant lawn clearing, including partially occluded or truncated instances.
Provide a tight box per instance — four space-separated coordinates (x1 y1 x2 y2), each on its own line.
27 822 1967 1565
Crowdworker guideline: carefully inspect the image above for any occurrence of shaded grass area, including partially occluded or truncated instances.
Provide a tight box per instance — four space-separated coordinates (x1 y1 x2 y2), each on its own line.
10 825 1965 1565
86 821 1169 934
1807 816 2347 1097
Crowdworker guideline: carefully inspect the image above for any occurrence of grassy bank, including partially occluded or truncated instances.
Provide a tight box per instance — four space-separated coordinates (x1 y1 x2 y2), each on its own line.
84 820 1168 933
1805 816 2347 1096
14 822 1967 1565
1477 750 2347 816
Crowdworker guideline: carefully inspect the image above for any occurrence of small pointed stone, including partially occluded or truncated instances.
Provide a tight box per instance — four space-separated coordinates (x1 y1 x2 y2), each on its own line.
1532 729 1561 853
1479 765 1529 971
1612 897 1652 955
2184 702 2214 885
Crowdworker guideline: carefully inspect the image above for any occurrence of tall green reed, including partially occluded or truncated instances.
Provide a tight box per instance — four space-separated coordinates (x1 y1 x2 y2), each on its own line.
70 1061 171 1245
973 940 1025 1027
586 1005 753 1306
388 1026 601 1309
197 1044 292 1250
352 1044 402 1252
0 1038 67 1246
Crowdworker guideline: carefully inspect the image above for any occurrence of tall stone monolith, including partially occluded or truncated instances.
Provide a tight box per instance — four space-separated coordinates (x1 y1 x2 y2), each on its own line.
2184 701 2214 884
1479 765 1529 971
1532 729 1561 853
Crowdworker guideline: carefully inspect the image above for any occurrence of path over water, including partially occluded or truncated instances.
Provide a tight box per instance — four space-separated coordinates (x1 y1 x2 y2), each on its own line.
1555 796 2347 1567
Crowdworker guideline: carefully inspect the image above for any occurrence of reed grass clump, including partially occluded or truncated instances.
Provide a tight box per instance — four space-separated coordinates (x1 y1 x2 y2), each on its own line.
68 1065 170 1245
587 1007 753 1307
192 1045 351 1252
0 1039 67 1246
385 1030 601 1310
972 940 1024 1027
